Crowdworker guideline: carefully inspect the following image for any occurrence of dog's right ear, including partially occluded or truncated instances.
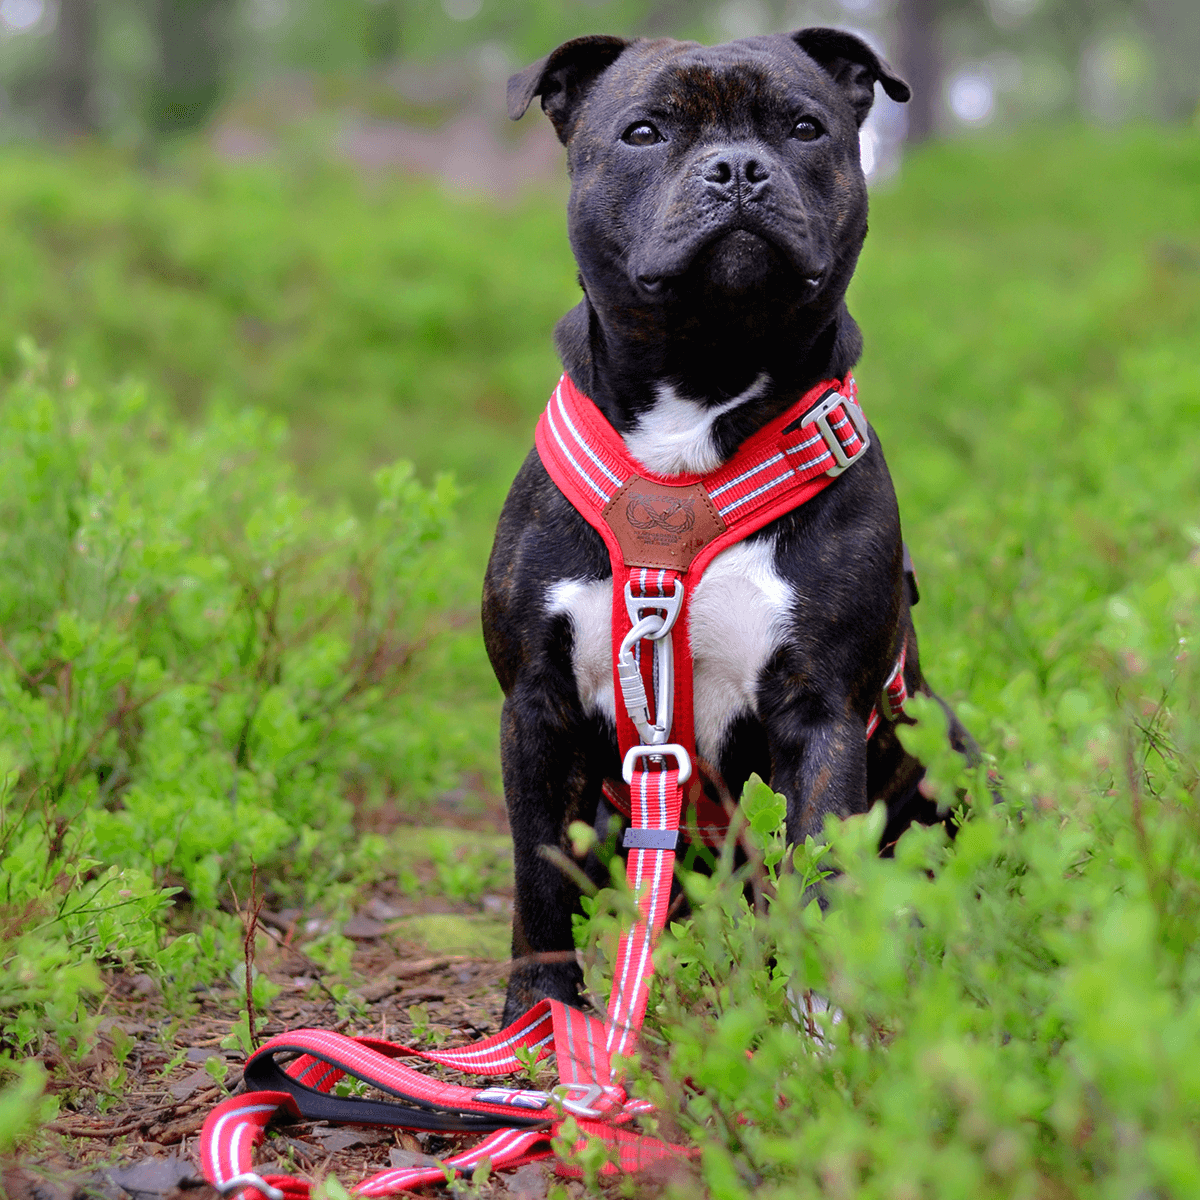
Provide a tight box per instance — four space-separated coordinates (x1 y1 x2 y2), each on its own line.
507 35 630 143
791 28 910 126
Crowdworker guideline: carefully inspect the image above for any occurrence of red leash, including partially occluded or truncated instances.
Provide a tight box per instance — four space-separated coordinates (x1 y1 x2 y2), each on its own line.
200 372 905 1195
201 1000 679 1197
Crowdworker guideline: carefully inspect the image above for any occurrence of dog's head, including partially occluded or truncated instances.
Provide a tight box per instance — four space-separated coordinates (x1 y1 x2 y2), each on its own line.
510 30 909 376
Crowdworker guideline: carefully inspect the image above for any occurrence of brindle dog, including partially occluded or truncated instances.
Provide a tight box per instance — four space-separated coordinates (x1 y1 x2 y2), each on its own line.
483 29 971 1024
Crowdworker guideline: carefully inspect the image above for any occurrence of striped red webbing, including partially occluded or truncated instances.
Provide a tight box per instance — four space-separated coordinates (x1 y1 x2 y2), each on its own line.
606 759 685 1059
865 641 909 739
538 373 865 524
201 999 680 1198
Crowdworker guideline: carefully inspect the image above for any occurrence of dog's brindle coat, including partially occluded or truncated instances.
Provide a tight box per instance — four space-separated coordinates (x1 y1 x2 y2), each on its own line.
484 29 969 1024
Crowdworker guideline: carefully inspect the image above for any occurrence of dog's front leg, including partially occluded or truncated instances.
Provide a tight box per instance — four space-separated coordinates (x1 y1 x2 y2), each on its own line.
499 677 600 1024
760 688 871 845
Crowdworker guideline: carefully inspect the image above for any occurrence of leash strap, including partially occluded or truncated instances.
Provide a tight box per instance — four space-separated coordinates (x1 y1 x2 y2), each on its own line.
201 1001 683 1198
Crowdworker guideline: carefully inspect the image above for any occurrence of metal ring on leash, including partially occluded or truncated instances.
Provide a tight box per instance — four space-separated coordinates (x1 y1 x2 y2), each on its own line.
215 1174 285 1200
622 743 692 785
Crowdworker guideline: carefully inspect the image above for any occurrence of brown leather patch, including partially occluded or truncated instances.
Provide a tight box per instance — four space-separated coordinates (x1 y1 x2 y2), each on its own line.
602 475 727 570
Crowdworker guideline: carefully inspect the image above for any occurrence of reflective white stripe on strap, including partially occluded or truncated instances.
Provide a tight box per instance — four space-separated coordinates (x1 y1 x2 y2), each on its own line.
606 760 684 1062
201 989 689 1195
201 1092 306 1200
866 642 909 739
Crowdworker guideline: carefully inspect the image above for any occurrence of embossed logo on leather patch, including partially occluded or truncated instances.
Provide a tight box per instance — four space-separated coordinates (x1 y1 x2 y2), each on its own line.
602 476 726 570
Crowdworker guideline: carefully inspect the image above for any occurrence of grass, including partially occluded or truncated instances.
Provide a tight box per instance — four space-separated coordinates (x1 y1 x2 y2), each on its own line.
1 127 1194 791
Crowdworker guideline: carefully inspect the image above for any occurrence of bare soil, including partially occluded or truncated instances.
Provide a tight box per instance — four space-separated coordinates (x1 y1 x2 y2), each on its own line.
3 801 618 1200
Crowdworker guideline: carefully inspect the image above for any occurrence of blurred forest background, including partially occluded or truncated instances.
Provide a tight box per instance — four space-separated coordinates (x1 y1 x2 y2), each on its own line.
2 2 1200 1194
1 0 1198 159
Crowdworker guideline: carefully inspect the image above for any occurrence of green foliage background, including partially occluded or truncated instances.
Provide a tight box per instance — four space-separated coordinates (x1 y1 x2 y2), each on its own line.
0 126 1198 1195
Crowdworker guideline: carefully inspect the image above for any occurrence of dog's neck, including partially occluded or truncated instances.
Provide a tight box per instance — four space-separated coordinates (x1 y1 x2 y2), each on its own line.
553 295 863 475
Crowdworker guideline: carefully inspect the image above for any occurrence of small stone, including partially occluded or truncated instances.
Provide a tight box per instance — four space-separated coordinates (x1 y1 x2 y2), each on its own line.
342 914 386 940
505 1163 550 1199
388 1148 444 1171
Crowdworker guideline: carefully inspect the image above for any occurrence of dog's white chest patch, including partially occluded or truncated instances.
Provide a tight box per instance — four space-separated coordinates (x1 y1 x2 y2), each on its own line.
545 535 792 761
624 375 769 476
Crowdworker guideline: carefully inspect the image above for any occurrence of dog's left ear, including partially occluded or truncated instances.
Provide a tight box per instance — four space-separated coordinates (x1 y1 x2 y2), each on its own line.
507 35 630 144
791 28 911 126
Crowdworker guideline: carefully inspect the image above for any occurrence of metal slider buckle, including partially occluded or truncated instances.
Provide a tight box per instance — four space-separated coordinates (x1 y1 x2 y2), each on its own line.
216 1176 285 1200
624 578 683 635
800 389 871 477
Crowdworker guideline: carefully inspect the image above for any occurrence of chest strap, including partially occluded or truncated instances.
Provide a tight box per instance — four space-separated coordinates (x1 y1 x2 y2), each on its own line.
536 372 899 849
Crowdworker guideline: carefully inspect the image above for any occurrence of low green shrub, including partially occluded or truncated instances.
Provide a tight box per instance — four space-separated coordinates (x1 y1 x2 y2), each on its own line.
561 555 1200 1197
562 129 1200 1193
0 341 457 1054
0 129 1196 1191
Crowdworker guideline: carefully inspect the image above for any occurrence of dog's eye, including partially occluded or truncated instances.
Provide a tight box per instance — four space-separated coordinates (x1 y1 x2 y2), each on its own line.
622 122 664 147
791 118 824 142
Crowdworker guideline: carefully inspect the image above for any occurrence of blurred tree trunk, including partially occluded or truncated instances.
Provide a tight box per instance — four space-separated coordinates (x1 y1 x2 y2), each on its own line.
894 0 943 142
1142 0 1200 119
49 0 97 135
148 0 237 135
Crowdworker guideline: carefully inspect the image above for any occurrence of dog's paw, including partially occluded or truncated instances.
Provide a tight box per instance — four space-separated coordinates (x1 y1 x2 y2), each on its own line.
501 956 587 1026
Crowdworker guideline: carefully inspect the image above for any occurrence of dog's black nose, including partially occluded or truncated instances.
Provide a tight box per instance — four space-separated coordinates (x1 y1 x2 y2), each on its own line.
704 148 771 189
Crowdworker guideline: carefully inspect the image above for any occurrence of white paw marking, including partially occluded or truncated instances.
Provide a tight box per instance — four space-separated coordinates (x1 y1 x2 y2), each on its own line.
623 374 770 476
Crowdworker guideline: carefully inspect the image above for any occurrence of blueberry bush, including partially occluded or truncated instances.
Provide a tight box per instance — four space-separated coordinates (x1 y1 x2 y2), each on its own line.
0 126 1197 1195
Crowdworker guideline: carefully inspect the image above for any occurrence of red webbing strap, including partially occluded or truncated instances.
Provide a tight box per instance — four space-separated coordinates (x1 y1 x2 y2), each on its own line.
240 1030 553 1131
606 758 685 1062
201 1092 308 1200
201 1090 555 1199
200 998 688 1198
536 374 865 539
865 640 909 739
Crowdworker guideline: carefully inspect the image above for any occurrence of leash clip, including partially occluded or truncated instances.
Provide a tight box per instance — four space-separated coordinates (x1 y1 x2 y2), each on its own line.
617 616 675 745
618 580 685 746
801 389 871 477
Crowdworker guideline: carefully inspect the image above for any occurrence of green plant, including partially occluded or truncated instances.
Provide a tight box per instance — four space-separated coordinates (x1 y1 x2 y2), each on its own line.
616 555 1200 1198
0 342 458 1057
0 1060 55 1155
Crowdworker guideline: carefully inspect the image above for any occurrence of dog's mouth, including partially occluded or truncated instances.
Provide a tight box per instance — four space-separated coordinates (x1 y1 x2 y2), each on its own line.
636 228 825 302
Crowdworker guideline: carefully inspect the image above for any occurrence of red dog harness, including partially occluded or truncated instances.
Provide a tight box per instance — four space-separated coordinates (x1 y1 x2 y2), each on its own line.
199 373 907 1196
536 371 906 843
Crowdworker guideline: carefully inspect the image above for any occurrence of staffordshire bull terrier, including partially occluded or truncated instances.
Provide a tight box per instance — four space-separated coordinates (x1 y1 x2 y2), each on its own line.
483 28 972 1024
